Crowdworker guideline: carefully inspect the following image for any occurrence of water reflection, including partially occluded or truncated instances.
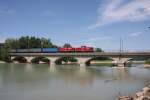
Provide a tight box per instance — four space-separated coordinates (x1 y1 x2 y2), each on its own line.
49 65 56 73
0 63 149 100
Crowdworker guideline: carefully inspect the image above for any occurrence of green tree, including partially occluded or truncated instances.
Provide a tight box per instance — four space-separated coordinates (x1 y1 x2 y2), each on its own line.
41 38 53 48
95 48 103 52
63 43 72 48
29 36 41 48
5 38 19 49
18 36 30 49
0 42 11 61
145 59 150 64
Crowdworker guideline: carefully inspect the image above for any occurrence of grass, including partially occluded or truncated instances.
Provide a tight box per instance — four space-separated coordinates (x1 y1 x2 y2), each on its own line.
145 59 150 65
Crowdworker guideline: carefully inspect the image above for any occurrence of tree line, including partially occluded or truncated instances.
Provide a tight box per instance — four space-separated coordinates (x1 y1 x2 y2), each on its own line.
0 36 57 61
5 36 57 49
0 36 103 62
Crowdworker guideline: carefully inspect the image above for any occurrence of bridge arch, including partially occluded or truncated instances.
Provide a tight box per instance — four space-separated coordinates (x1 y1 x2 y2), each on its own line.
55 56 78 65
84 56 113 66
31 56 50 64
11 56 27 63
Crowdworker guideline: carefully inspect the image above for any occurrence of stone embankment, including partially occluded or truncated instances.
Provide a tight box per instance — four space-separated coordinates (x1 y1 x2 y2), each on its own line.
118 85 150 100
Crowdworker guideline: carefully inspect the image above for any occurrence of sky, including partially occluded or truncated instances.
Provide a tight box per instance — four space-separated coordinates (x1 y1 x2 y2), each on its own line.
0 0 150 51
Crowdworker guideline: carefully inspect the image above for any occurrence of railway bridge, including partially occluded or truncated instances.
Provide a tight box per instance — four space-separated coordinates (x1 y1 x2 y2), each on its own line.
10 52 150 67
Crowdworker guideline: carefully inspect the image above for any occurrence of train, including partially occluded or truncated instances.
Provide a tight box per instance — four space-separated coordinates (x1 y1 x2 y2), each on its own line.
11 46 94 53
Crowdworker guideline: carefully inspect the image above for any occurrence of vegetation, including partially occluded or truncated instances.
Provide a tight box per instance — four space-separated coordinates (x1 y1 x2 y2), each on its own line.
91 57 112 61
63 43 72 48
5 36 56 49
31 56 50 63
145 59 150 64
0 36 57 62
0 36 103 62
56 57 77 65
12 56 27 63
95 48 103 52
0 42 11 62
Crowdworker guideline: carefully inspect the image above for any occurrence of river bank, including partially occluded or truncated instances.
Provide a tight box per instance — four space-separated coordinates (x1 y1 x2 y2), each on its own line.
118 84 150 100
0 60 5 63
144 64 150 68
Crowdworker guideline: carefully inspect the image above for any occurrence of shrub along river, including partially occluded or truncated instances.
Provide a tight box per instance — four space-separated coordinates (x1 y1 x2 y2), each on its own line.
0 63 150 100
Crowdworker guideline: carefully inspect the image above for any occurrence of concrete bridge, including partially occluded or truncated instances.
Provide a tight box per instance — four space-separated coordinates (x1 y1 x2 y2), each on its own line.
10 52 150 67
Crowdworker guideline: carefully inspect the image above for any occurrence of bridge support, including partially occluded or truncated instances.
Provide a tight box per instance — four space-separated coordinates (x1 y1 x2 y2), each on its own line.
76 57 91 67
10 56 15 61
24 57 34 63
111 57 132 67
47 57 59 66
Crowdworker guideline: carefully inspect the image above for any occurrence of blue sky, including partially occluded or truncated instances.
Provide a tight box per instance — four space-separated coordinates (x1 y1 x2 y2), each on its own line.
0 0 150 51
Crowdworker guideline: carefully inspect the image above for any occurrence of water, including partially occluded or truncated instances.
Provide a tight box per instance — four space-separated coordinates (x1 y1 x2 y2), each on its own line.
0 63 149 100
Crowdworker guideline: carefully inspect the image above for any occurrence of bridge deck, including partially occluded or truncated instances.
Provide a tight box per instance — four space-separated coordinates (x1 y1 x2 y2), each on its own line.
10 52 150 57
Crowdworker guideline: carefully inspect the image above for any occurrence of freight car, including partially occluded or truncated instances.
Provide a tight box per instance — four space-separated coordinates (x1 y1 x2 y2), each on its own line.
10 46 94 53
12 48 42 53
42 48 58 53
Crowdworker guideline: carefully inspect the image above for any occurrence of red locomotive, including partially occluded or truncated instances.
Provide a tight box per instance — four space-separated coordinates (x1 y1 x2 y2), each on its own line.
59 46 94 52
59 47 75 52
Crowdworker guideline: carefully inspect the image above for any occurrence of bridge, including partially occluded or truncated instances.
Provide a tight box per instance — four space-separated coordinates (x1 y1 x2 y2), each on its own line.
10 52 150 67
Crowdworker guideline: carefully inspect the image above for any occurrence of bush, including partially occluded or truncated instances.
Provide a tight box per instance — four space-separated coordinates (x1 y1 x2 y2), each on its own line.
31 57 39 63
145 59 150 64
13 56 27 63
31 57 50 63
41 57 50 63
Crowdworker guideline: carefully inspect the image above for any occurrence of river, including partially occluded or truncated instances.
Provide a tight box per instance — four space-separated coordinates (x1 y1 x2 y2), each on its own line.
0 63 150 100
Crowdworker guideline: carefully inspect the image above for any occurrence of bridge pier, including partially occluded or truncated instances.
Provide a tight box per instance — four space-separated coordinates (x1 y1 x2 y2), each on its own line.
10 56 15 61
47 57 59 66
76 57 91 67
24 57 34 63
111 58 132 67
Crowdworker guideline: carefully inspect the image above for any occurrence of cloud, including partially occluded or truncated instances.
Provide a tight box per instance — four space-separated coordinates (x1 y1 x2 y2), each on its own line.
84 36 113 47
88 0 150 29
130 32 142 37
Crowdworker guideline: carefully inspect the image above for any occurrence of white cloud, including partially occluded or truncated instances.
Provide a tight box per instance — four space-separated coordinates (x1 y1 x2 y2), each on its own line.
84 36 113 47
130 32 142 37
88 0 150 29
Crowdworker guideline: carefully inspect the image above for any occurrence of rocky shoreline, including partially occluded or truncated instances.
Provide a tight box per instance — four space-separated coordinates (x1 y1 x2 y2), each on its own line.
144 64 150 68
118 85 150 100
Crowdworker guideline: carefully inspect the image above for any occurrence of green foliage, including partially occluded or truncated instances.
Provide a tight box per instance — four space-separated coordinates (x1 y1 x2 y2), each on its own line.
92 57 112 61
41 57 50 62
0 36 57 61
95 48 103 52
145 59 150 64
13 56 27 63
4 36 56 49
62 57 77 62
56 57 77 64
5 38 18 49
0 42 12 61
63 43 72 48
41 38 53 48
31 56 50 63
